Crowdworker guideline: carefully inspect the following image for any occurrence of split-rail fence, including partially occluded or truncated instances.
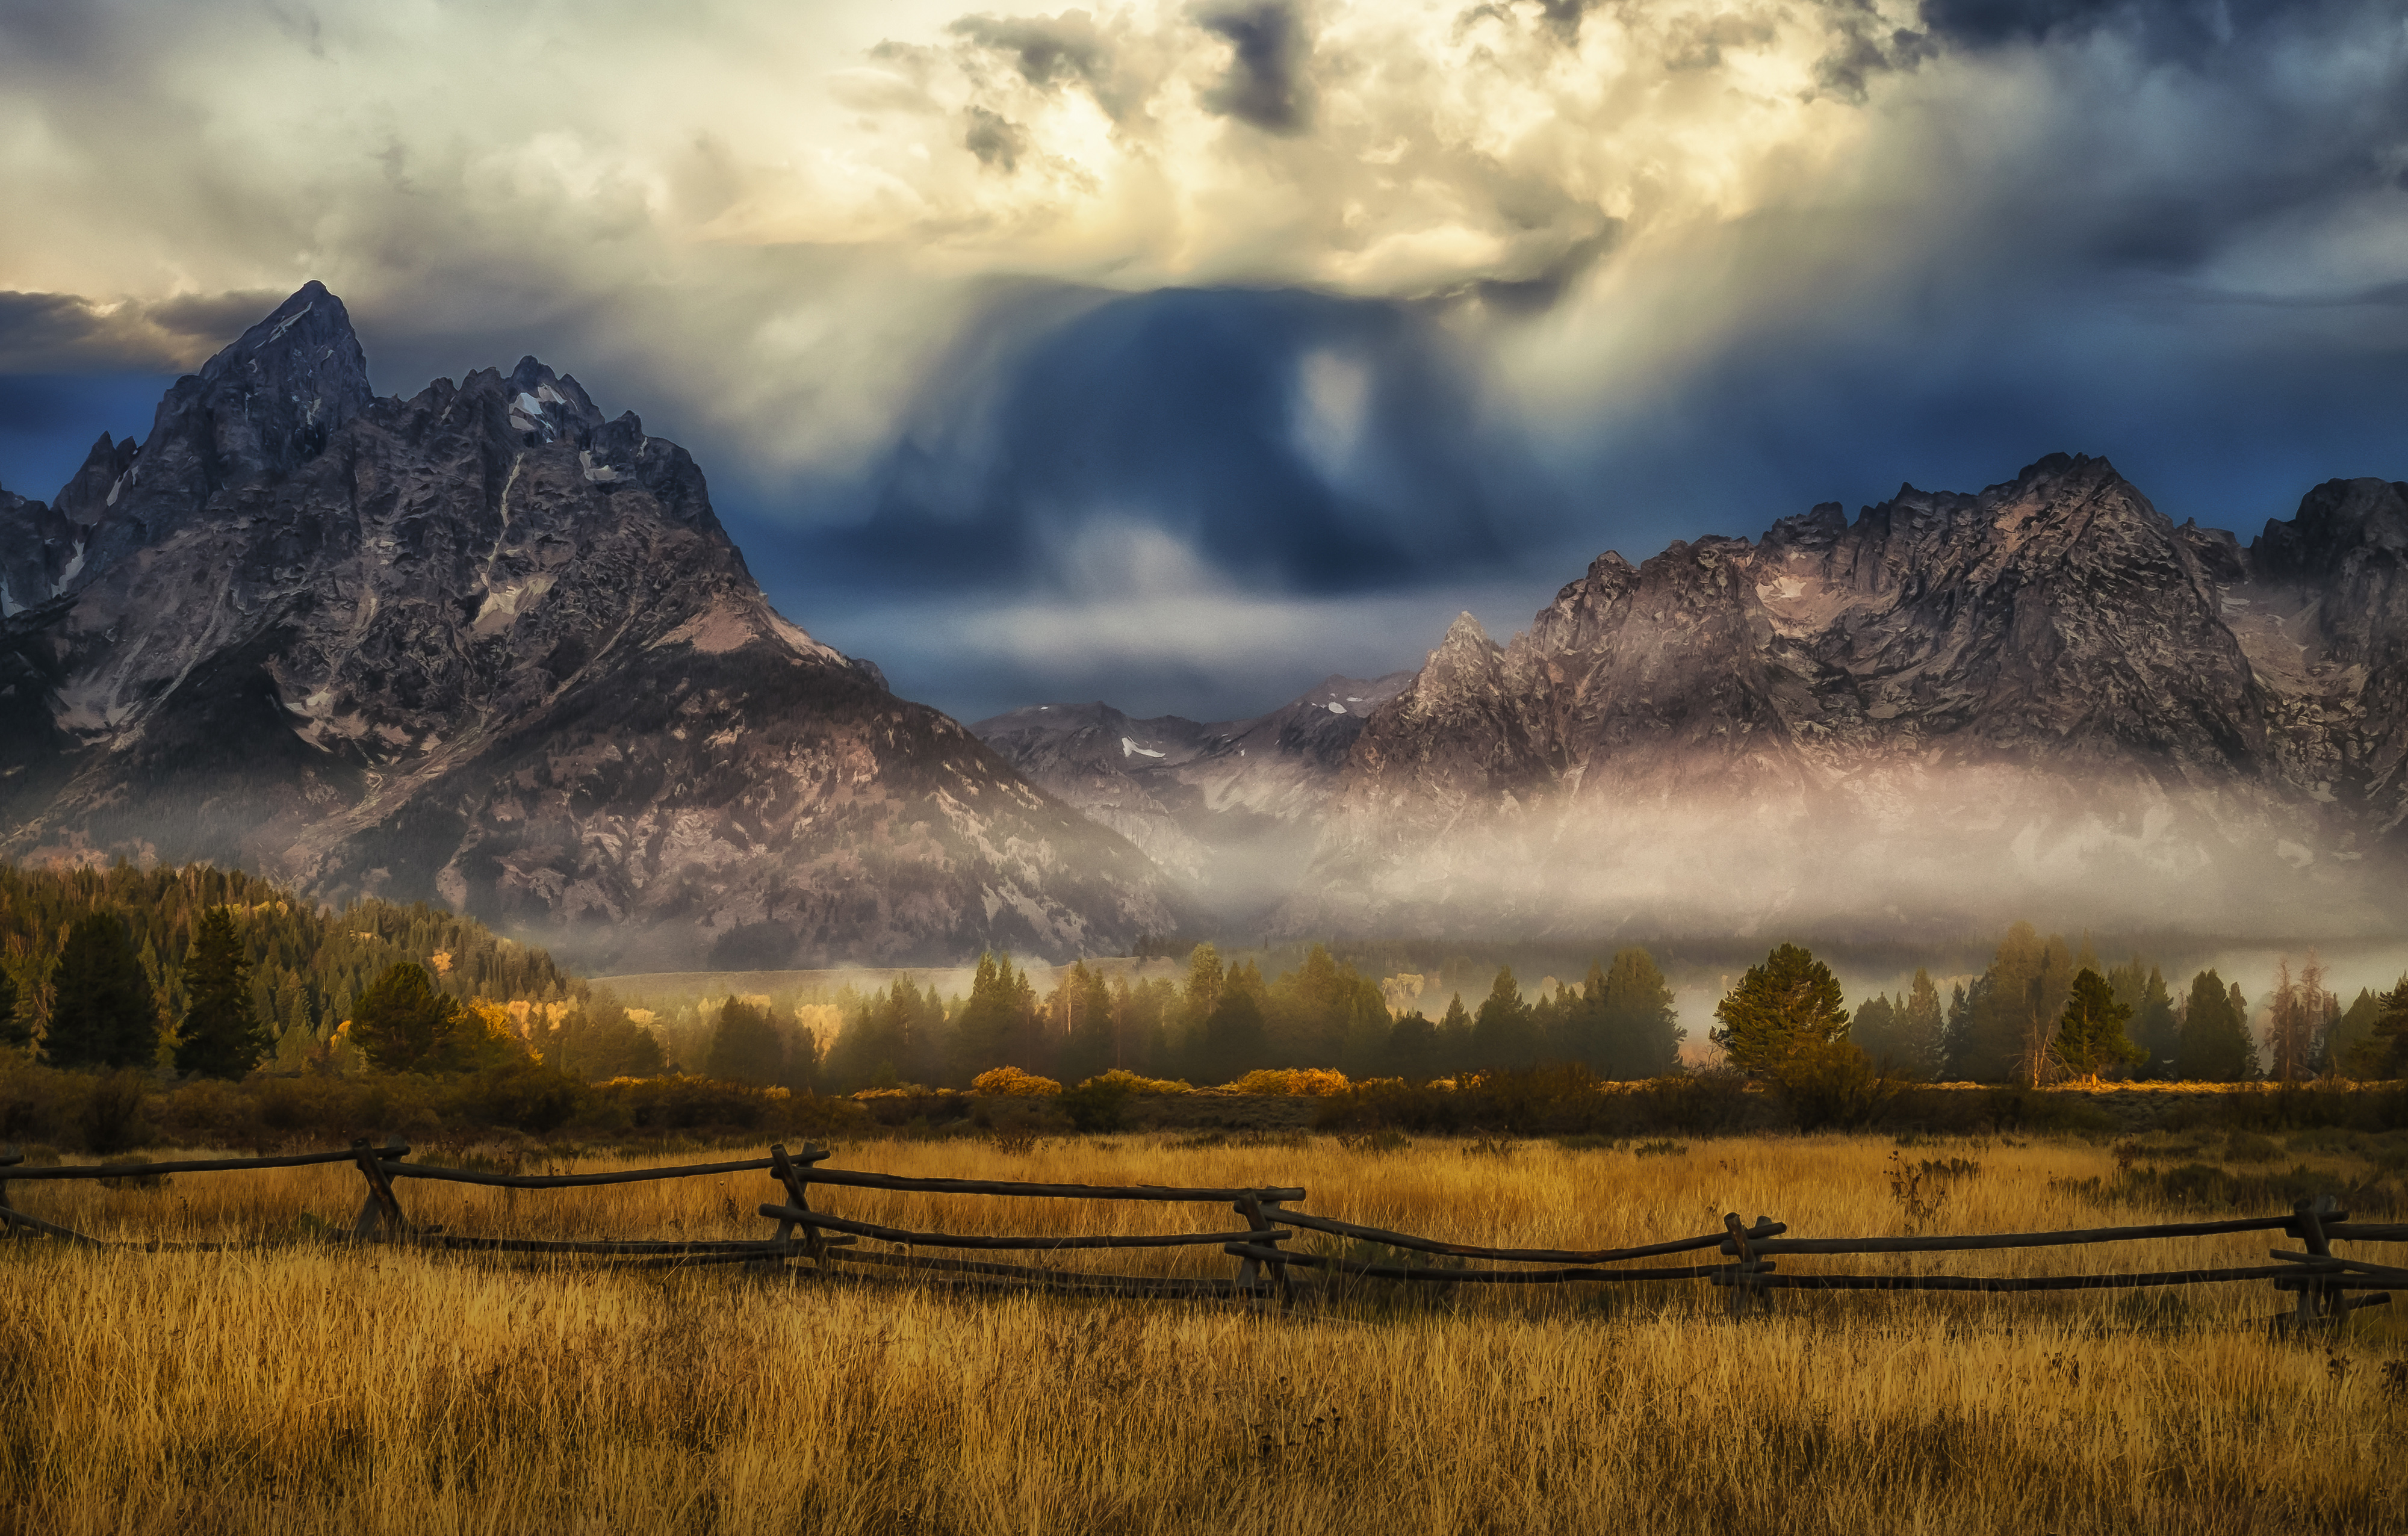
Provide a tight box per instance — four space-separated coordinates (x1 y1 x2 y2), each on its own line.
1 1142 2400 1330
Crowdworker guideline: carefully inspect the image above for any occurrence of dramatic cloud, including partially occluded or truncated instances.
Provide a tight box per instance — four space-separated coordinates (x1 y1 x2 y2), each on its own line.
1 0 2405 718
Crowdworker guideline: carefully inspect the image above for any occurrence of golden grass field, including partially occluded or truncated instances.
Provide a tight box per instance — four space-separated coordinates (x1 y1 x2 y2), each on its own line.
3 1129 2406 1534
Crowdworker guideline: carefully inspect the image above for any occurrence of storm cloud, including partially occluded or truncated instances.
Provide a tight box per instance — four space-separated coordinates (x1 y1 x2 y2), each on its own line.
1 0 2405 720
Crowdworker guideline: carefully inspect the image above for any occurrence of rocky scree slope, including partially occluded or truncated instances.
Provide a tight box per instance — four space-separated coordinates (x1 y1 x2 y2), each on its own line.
1282 454 2408 940
972 672 1410 912
0 283 1186 968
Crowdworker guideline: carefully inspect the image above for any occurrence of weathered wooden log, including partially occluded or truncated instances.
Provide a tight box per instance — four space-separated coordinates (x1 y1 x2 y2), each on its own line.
768 1144 832 1261
795 1166 1306 1204
2268 1249 2408 1286
821 1246 1242 1297
1730 1214 2306 1256
1268 1209 1769 1265
2324 1222 2408 1242
433 1233 861 1257
0 1203 104 1246
3 1148 405 1180
1222 1242 1725 1284
1716 1263 2303 1293
757 1202 1276 1251
379 1156 778 1188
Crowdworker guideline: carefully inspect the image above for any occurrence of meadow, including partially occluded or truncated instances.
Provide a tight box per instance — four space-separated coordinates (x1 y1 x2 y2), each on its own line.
2 1129 2405 1535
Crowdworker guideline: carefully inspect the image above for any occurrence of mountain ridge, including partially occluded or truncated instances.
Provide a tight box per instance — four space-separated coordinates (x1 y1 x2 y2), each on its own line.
0 283 1190 969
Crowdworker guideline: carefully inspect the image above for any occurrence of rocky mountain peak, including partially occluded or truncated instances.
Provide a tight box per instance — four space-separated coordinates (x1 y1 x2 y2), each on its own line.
2250 478 2408 583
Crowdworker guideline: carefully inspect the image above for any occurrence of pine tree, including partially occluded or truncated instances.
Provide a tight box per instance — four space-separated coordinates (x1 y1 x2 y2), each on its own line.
349 961 469 1073
2329 987 2384 1076
1471 967 1539 1068
1711 943 1849 1077
2050 968 2145 1080
1851 994 1902 1065
45 910 160 1070
704 994 788 1084
173 906 271 1080
2176 970 2257 1082
1387 1009 1438 1083
2360 979 2408 1079
1898 969 1947 1080
1435 993 1474 1074
1197 988 1267 1083
0 962 22 1050
1595 948 1682 1077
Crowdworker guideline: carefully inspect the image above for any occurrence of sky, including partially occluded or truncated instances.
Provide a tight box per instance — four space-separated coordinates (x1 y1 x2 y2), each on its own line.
2 0 2406 722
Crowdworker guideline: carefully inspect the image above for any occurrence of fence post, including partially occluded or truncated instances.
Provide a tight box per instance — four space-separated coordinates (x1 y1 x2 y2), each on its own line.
1722 1212 1773 1319
1233 1192 1291 1308
768 1144 833 1263
2278 1194 2345 1335
350 1138 411 1241
0 1146 17 1239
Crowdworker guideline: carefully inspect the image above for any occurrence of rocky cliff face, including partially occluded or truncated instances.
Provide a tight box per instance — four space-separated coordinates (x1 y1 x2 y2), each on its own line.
1283 454 2408 940
0 284 1187 968
973 672 1410 915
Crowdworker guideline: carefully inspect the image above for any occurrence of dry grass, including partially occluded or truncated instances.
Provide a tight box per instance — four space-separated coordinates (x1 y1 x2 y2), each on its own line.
4 1132 2406 1534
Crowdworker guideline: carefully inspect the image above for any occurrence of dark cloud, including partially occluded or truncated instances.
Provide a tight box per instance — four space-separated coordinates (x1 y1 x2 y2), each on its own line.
948 10 1138 117
963 105 1030 170
1195 1 1315 134
1919 0 2361 57
798 285 1547 599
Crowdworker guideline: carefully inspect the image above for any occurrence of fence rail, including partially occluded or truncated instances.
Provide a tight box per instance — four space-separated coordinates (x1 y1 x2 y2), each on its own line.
0 1144 2397 1329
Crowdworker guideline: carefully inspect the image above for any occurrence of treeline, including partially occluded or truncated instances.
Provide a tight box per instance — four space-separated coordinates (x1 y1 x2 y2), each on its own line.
0 862 580 1073
790 944 1684 1094
1842 922 2406 1083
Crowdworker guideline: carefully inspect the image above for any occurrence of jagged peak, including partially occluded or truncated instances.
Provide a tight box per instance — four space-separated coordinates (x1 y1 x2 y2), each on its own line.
1439 611 1493 648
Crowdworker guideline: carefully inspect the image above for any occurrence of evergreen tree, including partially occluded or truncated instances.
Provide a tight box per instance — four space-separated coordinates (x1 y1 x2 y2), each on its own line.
2176 970 2257 1082
1184 943 1224 1021
1197 987 1267 1083
349 961 472 1073
1388 1009 1438 1083
1943 981 1975 1077
2329 987 2384 1076
2107 961 2180 1078
45 910 160 1070
0 962 22 1051
1851 994 1902 1066
704 994 788 1084
1595 948 1683 1077
2358 979 2408 1079
173 905 271 1080
1471 967 1540 1068
1055 962 1117 1084
1711 943 1849 1077
2050 968 2145 1080
951 953 1033 1079
1435 993 1474 1074
1896 968 1947 1080
1960 922 2076 1082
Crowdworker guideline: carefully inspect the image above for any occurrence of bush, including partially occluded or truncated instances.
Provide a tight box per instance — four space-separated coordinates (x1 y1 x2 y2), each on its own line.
76 1070 154 1156
1083 1069 1191 1096
1769 1040 1897 1132
452 1062 585 1134
1061 1076 1133 1133
1222 1068 1351 1097
972 1067 1061 1097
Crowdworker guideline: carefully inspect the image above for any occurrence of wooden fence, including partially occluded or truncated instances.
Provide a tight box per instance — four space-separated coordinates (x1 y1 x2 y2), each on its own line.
1 1142 2401 1330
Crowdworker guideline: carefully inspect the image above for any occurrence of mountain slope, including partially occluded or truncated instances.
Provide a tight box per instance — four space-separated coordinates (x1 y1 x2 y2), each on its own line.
973 672 1410 911
1282 454 2408 940
0 284 1187 968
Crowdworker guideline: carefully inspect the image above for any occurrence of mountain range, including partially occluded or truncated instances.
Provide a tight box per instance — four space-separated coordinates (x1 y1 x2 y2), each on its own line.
0 284 1184 969
5 285 2404 960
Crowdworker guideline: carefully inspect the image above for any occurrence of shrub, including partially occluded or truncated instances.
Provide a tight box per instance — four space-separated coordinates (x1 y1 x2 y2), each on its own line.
1222 1068 1350 1097
1061 1076 1133 1133
1083 1069 1191 1096
76 1070 154 1156
972 1067 1062 1097
452 1062 585 1134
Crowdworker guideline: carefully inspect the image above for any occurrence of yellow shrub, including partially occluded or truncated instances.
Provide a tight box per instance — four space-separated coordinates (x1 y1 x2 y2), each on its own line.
971 1066 1062 1097
1220 1068 1351 1097
1080 1069 1193 1096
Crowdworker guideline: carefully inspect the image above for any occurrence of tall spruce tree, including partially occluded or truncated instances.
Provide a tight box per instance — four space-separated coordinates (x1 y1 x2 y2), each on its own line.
173 906 270 1079
1595 948 1683 1077
45 910 160 1070
349 961 469 1073
1435 993 1474 1074
0 963 21 1051
1471 967 1540 1068
706 995 790 1084
1711 943 1849 1076
2051 968 2145 1080
1898 969 1947 1080
2176 969 2257 1082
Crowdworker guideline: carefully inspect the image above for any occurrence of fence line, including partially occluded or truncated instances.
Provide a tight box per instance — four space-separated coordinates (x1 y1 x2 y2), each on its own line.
0 1144 2398 1330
